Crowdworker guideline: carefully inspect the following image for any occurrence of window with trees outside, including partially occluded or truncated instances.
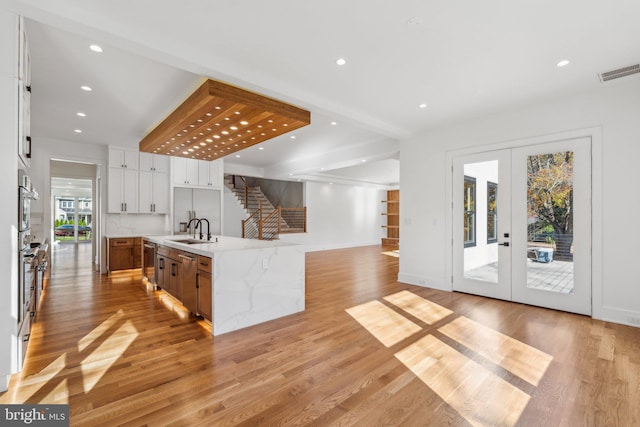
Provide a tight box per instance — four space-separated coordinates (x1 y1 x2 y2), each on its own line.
464 176 476 247
487 181 498 243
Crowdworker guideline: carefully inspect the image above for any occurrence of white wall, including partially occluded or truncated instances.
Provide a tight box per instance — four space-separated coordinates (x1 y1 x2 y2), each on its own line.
463 161 499 271
279 181 385 251
223 186 248 237
400 77 640 327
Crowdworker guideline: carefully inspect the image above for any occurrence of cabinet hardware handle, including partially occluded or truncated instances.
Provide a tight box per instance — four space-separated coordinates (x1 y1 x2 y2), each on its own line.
179 254 195 261
30 311 35 318
23 333 30 342
26 136 32 158
26 85 31 93
498 242 510 247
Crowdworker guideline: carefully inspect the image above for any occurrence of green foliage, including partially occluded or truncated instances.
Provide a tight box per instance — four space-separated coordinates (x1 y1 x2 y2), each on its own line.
527 151 573 257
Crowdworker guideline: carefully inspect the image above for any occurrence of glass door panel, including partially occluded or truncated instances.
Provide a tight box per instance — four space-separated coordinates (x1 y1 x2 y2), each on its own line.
453 150 511 301
511 138 591 315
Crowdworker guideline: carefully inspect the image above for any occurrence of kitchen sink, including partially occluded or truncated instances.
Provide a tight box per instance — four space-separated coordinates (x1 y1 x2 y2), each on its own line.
170 238 207 245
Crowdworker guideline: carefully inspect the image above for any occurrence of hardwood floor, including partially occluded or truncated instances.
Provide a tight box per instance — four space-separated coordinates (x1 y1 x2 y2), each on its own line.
2 243 640 426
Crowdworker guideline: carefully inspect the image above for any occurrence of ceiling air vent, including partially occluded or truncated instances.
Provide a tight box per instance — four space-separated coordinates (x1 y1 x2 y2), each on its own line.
599 64 640 82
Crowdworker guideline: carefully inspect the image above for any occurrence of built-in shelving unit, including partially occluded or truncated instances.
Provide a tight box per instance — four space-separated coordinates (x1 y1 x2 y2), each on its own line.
381 189 399 249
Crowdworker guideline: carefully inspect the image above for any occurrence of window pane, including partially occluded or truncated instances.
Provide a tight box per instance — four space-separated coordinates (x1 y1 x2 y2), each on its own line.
464 177 476 247
526 151 574 293
487 182 498 243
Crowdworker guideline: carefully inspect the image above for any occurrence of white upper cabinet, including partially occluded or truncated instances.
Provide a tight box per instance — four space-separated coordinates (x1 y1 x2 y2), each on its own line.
198 159 221 187
139 169 169 214
139 152 169 173
108 168 138 213
109 147 138 169
172 157 199 186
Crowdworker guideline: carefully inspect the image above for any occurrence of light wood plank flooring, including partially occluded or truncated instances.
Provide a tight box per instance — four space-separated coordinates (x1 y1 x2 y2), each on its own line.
2 243 640 426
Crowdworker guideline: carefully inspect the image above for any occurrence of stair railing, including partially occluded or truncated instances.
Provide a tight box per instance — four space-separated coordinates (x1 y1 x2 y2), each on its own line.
260 207 281 240
280 207 307 233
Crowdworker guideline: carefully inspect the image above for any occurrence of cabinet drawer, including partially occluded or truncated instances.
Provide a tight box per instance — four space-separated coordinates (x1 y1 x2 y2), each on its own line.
197 256 212 273
110 238 134 247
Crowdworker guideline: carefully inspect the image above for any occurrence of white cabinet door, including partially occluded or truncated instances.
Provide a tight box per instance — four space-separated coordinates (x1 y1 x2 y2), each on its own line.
109 168 139 213
152 171 169 213
109 147 138 169
139 170 153 213
173 157 198 186
139 152 169 173
198 160 221 187
108 168 124 213
122 169 138 213
139 152 154 172
153 155 169 173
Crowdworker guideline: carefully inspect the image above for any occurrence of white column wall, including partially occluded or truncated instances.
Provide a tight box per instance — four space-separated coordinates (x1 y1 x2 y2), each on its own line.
279 182 386 251
400 77 640 327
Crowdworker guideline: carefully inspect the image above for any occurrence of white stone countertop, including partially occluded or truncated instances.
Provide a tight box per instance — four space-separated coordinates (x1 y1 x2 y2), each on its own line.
142 234 301 257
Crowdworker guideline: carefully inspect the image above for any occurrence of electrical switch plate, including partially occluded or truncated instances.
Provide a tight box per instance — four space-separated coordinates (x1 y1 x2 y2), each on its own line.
262 259 269 269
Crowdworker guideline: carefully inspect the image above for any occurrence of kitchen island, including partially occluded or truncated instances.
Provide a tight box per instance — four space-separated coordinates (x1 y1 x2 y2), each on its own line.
144 235 305 335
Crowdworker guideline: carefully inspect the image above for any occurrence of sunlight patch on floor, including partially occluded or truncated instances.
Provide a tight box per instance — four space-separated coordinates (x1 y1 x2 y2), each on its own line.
384 290 453 325
80 319 138 393
395 334 530 427
346 300 421 347
347 290 555 426
78 309 124 352
438 316 553 386
0 354 68 404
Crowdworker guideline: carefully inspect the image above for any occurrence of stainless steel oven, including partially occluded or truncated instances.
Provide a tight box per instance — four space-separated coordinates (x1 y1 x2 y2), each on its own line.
19 171 31 232
19 243 37 324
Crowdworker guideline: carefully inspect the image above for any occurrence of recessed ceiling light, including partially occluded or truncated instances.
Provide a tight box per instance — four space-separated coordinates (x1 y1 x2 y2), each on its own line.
557 60 570 67
74 129 82 133
259 147 264 150
240 121 249 125
331 121 337 125
361 159 366 162
235 154 241 158
76 112 86 117
89 44 103 53
419 103 428 109
336 58 346 66
80 85 92 91
291 135 296 139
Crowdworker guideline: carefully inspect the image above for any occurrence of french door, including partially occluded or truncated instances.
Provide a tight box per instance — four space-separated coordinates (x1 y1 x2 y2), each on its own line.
452 138 591 315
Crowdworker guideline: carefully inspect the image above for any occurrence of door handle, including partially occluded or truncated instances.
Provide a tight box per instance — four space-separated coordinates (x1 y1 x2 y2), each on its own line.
498 242 510 247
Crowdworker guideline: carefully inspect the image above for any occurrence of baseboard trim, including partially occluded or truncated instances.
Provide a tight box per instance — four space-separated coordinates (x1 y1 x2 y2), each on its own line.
397 273 451 291
596 306 640 329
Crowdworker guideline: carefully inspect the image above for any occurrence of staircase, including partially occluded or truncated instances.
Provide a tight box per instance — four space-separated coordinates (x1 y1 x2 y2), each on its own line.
224 176 292 240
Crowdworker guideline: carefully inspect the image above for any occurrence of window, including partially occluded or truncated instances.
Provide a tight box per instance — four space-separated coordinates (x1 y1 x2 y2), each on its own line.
487 182 498 244
464 176 476 247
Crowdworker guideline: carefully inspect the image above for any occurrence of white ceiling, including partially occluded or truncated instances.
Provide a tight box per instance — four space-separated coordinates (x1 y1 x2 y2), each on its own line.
10 0 640 186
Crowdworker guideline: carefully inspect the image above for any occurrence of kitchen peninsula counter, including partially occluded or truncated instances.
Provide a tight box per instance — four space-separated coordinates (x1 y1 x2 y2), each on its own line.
144 235 305 336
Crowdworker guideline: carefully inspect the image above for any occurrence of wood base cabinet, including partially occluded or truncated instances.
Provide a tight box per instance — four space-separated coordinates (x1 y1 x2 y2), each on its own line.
107 237 142 273
155 244 212 321
197 256 212 321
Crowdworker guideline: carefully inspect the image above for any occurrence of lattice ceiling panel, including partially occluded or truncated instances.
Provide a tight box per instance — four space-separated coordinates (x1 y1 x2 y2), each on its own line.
139 79 310 160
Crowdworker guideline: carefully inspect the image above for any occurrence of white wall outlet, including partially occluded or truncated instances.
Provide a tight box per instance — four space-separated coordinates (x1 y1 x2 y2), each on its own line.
262 258 269 269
